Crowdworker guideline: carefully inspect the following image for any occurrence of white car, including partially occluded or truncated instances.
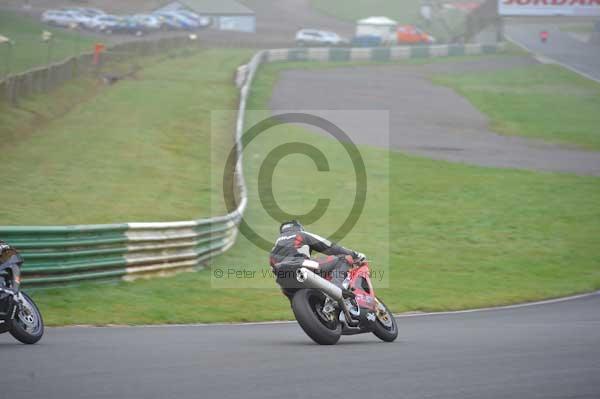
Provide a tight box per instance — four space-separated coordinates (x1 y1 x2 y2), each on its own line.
41 10 80 28
42 9 98 29
295 29 347 46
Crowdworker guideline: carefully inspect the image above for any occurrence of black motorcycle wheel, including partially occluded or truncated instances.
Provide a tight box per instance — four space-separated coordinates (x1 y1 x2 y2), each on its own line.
372 298 398 342
292 289 341 345
9 292 44 344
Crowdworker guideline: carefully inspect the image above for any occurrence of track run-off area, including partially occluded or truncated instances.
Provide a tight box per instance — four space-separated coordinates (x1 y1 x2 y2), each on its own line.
270 56 600 175
1 293 599 399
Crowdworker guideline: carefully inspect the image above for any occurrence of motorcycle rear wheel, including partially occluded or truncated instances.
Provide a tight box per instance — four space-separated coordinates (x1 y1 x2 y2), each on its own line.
9 292 44 344
292 289 341 345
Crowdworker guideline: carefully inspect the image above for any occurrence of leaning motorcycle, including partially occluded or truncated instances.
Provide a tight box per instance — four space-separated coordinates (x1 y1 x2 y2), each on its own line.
0 242 44 344
285 257 397 345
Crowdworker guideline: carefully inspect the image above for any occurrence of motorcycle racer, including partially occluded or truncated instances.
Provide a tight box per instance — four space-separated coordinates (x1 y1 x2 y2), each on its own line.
269 220 365 299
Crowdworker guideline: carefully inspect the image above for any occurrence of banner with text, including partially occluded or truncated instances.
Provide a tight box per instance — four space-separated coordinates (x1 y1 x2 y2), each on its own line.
499 0 600 16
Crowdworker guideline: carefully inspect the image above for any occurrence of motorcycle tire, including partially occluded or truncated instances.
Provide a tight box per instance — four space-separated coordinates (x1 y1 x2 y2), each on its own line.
292 289 341 345
372 298 398 342
0 322 8 334
9 292 44 344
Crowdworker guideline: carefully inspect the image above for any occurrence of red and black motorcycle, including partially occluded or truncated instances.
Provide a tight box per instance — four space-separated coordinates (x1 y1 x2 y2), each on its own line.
287 258 397 345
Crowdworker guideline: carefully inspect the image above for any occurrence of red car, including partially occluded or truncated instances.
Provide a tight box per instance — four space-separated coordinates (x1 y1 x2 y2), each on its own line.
397 25 436 44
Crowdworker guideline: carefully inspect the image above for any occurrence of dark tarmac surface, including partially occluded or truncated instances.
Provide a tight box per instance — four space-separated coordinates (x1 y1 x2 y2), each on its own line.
269 57 600 175
1 293 599 399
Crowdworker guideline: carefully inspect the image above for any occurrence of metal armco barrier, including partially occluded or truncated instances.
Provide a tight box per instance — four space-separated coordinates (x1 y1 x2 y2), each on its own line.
1 36 204 105
1 43 504 286
0 50 261 286
264 43 505 63
0 218 241 285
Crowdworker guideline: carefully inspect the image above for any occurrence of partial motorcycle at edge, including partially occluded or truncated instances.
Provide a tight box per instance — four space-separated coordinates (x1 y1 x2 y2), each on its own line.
0 242 44 344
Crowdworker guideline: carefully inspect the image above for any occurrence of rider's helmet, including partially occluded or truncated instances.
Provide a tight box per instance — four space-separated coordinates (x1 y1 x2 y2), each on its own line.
280 220 304 234
0 240 22 267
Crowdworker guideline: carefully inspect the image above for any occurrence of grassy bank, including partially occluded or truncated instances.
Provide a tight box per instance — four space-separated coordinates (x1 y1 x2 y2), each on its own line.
311 0 422 24
0 48 252 224
0 10 99 75
31 57 600 325
432 64 600 150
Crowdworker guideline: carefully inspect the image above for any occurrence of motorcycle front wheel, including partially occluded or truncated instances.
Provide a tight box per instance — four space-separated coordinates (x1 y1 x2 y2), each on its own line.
372 297 398 342
292 289 341 345
9 292 44 344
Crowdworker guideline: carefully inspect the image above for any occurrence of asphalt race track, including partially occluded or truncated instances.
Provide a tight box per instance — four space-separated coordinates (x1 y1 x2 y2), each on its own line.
1 293 599 399
269 58 600 176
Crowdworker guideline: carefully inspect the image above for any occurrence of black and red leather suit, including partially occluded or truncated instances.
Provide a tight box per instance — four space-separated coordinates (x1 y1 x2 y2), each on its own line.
269 222 358 298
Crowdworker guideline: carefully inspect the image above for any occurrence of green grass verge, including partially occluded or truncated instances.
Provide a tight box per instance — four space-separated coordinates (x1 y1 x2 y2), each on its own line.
0 52 522 225
559 23 594 34
431 64 600 150
0 48 253 224
30 57 600 326
0 10 98 75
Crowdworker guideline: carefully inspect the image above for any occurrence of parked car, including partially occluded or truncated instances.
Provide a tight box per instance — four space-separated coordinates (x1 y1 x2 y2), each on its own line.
396 25 435 44
173 10 211 28
112 17 146 35
153 13 184 30
172 12 202 29
91 15 122 33
153 11 198 30
295 29 348 46
41 10 86 28
64 9 102 29
62 7 105 18
132 14 163 31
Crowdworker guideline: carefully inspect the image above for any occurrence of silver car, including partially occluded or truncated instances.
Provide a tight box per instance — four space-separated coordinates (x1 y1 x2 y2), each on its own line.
89 15 122 32
295 29 348 46
41 10 82 28
173 10 211 27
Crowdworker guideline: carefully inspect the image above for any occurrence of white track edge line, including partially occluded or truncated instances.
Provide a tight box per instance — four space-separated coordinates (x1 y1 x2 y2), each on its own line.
394 290 600 318
505 34 600 84
51 290 600 329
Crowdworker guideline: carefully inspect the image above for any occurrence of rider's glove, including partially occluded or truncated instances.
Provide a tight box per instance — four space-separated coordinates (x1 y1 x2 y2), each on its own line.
352 251 366 263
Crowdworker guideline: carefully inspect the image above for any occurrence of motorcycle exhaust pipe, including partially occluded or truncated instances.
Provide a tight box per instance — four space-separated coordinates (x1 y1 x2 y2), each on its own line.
296 267 343 302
